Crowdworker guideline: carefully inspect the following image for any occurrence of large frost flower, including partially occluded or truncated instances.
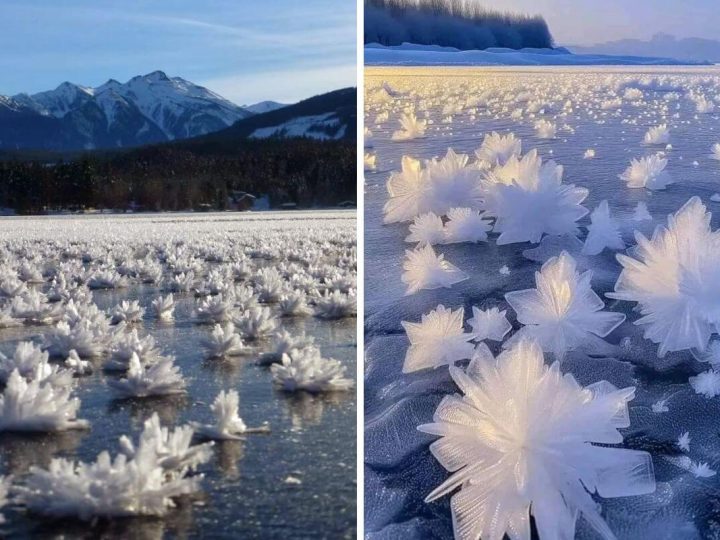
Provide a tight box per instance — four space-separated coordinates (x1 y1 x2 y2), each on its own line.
608 196 720 356
314 290 357 319
192 390 269 440
642 123 670 145
151 294 175 321
401 244 468 295
482 150 589 244
424 149 483 216
582 200 625 255
419 338 656 540
619 154 673 190
384 156 430 224
534 119 557 139
391 111 427 141
474 132 521 167
467 306 511 342
505 252 625 359
401 305 475 373
443 208 491 244
109 353 186 398
0 370 88 432
271 348 353 393
406 212 446 245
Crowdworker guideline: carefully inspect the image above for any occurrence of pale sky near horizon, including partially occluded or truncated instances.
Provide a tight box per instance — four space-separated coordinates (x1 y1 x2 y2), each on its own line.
481 0 720 46
0 0 356 105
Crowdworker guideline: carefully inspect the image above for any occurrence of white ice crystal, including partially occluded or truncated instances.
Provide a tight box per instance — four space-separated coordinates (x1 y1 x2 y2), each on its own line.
619 154 673 190
582 200 625 255
442 208 491 244
609 196 720 356
364 152 377 171
632 201 652 221
384 155 429 224
202 323 247 358
467 306 511 342
391 111 427 141
151 294 175 321
505 252 625 358
583 148 596 159
271 348 353 393
314 290 357 319
482 150 589 244
109 353 186 398
278 290 313 317
233 306 278 339
64 350 92 375
110 300 145 325
0 369 88 432
406 212 445 245
643 124 670 145
534 119 557 139
419 338 655 540
474 132 521 166
0 341 50 383
401 244 468 295
677 431 691 452
689 369 720 398
192 390 269 440
401 305 475 373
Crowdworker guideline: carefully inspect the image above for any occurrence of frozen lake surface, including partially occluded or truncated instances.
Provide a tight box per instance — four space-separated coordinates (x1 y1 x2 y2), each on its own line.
365 67 720 539
0 210 357 539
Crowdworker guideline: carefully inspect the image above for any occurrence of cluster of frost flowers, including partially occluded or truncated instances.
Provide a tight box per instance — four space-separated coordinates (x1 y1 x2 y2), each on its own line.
271 348 353 393
192 390 269 440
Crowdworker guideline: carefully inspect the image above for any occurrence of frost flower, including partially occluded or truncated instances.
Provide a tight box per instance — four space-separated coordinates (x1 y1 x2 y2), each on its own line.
419 338 655 540
443 208 491 244
643 124 670 145
402 245 468 295
271 348 353 393
582 200 625 255
192 390 269 440
474 132 521 166
391 111 427 141
619 154 673 190
467 306 511 342
109 353 186 398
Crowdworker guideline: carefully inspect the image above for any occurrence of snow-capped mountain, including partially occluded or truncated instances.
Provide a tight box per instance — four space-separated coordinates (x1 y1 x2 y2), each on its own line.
0 72 253 151
243 101 288 114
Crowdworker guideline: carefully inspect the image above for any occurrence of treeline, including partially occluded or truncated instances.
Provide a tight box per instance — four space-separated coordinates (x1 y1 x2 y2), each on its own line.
0 139 356 214
365 0 554 50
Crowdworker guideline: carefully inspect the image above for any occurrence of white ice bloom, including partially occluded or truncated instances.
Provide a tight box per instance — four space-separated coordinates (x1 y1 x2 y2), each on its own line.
192 390 269 440
710 143 720 161
0 307 21 328
534 119 557 139
151 294 175 321
278 290 312 317
643 124 670 145
689 369 720 398
695 96 715 113
258 330 315 365
651 399 669 413
401 305 475 373
419 338 655 540
677 431 691 452
690 461 716 478
582 200 625 255
202 323 247 358
0 370 88 432
315 290 357 319
364 152 377 171
106 329 162 371
442 208 491 244
402 244 468 295
619 154 673 190
110 300 145 325
119 413 213 475
406 212 445 245
233 306 278 340
424 149 483 216
583 148 596 159
467 306 511 342
0 475 9 524
482 150 589 244
44 320 106 359
391 111 427 141
87 269 128 290
609 197 720 356
0 341 47 382
64 350 92 375
384 155 430 223
632 201 652 221
167 271 195 292
505 252 625 359
474 132 521 167
109 353 186 398
10 290 62 324
195 294 235 324
271 348 353 393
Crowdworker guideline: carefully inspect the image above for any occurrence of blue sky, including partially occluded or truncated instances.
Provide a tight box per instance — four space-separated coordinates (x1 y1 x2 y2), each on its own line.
483 0 720 45
0 0 356 104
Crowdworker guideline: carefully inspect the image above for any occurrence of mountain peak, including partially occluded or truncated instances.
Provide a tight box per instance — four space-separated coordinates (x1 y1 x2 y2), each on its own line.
142 70 170 82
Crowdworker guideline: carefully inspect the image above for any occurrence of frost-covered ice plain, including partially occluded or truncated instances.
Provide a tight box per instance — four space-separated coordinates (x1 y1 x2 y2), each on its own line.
0 210 356 539
365 66 720 540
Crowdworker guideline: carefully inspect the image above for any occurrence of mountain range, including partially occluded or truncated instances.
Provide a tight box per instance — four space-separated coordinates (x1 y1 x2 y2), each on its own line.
0 72 303 151
568 33 720 64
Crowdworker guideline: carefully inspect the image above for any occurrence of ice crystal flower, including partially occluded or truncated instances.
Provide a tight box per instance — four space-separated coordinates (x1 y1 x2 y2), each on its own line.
402 244 468 295
0 341 53 383
467 306 511 342
64 350 92 375
196 294 235 324
406 212 445 245
582 200 625 255
424 149 483 216
278 290 313 317
391 111 427 141
482 150 589 244
474 132 521 167
419 338 655 540
110 300 145 325
257 330 315 365
619 154 673 190
87 270 128 290
364 152 377 171
609 197 720 356
643 123 670 145
271 348 353 393
442 208 491 244
0 370 88 432
151 294 175 321
106 329 162 371
401 305 475 373
677 431 691 452
632 201 652 221
44 320 106 359
689 369 720 398
192 390 269 440
233 306 278 340
583 148 596 159
534 119 557 139
384 155 429 223
505 252 625 358
314 290 357 319
109 353 186 398
202 323 247 358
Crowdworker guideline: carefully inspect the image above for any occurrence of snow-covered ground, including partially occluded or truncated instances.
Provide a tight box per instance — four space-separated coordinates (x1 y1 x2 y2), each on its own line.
250 113 346 140
0 210 356 537
365 66 720 539
365 43 707 66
